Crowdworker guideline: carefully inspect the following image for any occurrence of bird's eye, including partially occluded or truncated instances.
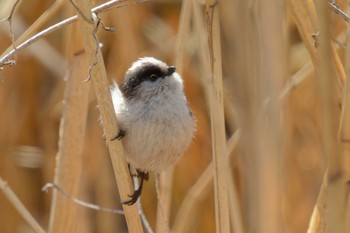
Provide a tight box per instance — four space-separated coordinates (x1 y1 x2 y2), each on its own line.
149 74 158 81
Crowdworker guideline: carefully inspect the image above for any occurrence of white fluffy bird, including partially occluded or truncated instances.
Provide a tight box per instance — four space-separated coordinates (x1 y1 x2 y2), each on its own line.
111 57 195 205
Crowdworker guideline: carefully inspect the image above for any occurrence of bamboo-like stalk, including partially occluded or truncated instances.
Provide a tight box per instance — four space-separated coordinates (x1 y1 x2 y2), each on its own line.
287 0 345 85
307 171 328 233
0 178 45 233
155 1 194 232
340 5 350 231
172 131 241 233
287 0 319 67
72 0 143 232
309 1 346 232
174 0 192 75
48 20 91 233
256 2 285 232
155 171 172 233
204 1 230 232
230 1 286 232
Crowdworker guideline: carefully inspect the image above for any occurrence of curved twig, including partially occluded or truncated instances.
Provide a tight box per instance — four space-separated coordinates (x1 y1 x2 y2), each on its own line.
0 0 22 65
42 183 125 215
0 0 147 69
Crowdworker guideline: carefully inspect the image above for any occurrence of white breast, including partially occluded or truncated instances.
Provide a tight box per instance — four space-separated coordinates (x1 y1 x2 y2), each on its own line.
111 77 195 172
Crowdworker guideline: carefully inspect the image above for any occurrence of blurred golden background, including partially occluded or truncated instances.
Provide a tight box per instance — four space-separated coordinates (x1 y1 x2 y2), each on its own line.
0 0 349 232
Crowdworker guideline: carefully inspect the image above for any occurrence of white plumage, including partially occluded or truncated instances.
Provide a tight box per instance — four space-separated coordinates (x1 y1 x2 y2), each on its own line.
111 57 195 172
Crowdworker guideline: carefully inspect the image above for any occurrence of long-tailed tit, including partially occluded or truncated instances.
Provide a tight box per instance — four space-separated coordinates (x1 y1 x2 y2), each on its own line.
111 57 195 205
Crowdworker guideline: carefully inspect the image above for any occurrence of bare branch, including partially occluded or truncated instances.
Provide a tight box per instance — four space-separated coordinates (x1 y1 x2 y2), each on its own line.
0 0 21 66
84 14 115 82
329 2 349 22
0 178 46 233
69 0 96 24
0 0 147 70
42 183 125 215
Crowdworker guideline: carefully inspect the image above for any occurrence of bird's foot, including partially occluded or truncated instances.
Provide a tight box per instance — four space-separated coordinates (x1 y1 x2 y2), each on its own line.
111 129 126 141
121 171 148 206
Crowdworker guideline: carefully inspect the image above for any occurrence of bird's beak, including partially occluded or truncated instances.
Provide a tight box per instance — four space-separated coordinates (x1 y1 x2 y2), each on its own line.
166 66 176 76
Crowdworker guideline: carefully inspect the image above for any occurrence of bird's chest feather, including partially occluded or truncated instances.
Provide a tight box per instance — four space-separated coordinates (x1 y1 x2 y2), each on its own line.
125 94 191 140
121 92 193 171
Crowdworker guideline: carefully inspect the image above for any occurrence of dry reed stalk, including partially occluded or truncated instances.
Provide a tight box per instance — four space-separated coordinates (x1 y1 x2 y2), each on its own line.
331 43 346 85
192 0 209 74
230 2 261 232
255 2 285 232
340 8 350 232
0 178 46 233
280 62 313 99
204 0 230 232
281 26 348 102
174 0 192 75
307 171 327 233
172 131 241 233
0 0 65 59
155 171 172 233
308 1 347 232
155 1 194 233
230 1 286 232
287 0 319 67
0 0 146 67
72 0 143 232
287 0 345 86
48 20 91 232
194 3 245 232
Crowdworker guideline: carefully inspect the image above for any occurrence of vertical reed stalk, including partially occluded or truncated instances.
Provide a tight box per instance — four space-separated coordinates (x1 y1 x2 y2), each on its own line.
341 4 350 230
204 0 230 232
48 20 91 233
155 1 194 232
256 2 285 232
311 1 346 232
172 131 241 233
72 0 143 232
0 178 45 233
155 171 172 233
286 0 319 69
174 0 192 75
287 0 345 84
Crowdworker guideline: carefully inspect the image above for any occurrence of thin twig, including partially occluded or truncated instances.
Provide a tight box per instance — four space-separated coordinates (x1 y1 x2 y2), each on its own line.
0 0 21 66
0 0 147 69
0 0 65 62
132 176 154 233
0 178 46 233
43 183 124 215
329 2 349 22
84 14 115 82
85 13 100 82
69 0 96 24
8 0 21 62
279 61 313 101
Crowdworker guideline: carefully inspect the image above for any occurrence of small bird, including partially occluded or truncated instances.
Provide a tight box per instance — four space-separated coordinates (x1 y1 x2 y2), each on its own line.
111 57 195 205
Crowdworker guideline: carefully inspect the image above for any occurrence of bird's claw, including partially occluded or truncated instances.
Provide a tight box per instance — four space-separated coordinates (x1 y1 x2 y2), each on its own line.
111 129 126 141
120 171 148 206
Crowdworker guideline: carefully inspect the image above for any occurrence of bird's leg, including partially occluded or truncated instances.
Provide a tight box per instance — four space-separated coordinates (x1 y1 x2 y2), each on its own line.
121 170 149 206
111 129 126 141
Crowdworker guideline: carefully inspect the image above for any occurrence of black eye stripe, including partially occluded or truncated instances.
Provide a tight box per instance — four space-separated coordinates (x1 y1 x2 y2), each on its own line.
140 67 164 79
122 63 173 98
